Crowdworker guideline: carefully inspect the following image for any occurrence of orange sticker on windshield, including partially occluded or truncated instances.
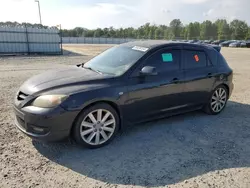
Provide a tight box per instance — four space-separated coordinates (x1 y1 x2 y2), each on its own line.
194 55 199 62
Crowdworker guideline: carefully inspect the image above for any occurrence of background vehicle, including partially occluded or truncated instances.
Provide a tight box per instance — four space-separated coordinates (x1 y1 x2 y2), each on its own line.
203 40 214 44
193 40 202 44
188 39 199 43
13 41 233 148
240 41 247 48
219 40 236 47
212 40 226 45
246 41 250 48
229 41 242 47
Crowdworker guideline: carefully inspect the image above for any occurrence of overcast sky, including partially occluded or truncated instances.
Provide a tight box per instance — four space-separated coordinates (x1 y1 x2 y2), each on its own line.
0 0 249 29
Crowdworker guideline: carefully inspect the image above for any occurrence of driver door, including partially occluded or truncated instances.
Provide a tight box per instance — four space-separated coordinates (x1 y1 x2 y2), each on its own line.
123 48 186 123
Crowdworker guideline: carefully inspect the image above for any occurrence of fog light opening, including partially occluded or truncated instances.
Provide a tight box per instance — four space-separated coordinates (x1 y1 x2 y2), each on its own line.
32 127 44 132
28 124 49 135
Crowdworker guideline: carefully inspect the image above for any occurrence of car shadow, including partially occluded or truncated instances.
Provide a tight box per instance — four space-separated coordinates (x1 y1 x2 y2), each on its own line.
62 49 85 56
33 101 250 187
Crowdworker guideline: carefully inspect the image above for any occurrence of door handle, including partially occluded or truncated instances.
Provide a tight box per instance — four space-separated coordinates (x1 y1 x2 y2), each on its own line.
207 73 212 78
171 78 179 84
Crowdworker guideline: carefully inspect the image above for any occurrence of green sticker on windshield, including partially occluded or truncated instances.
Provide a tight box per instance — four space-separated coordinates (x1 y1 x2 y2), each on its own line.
162 53 173 62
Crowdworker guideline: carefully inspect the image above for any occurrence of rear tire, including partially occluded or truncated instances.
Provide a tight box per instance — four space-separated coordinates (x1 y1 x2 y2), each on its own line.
73 103 120 149
203 85 228 115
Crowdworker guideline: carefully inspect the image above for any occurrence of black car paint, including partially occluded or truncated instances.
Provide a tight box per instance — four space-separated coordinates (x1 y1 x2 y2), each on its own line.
212 40 226 45
13 41 233 141
220 41 236 47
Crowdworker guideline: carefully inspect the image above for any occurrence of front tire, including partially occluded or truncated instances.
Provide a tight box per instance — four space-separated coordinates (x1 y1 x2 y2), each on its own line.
73 103 120 149
204 85 228 115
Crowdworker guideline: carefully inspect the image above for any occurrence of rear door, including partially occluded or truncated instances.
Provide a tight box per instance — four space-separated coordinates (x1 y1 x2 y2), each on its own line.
182 47 217 107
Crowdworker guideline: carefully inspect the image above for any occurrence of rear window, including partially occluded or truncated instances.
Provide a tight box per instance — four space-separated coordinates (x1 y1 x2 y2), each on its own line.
184 50 207 69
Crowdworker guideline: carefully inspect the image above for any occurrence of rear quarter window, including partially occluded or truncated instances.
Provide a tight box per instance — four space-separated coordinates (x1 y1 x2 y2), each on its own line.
205 48 218 66
218 53 230 68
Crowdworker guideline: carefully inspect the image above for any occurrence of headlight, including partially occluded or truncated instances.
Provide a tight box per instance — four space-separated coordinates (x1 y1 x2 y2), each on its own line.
32 95 68 108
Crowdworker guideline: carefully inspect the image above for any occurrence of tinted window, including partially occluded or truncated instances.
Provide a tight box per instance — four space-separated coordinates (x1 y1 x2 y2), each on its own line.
144 50 180 72
218 53 230 68
184 50 207 69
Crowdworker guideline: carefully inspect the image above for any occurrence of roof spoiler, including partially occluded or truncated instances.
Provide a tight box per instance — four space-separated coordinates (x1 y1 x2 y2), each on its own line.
210 45 221 52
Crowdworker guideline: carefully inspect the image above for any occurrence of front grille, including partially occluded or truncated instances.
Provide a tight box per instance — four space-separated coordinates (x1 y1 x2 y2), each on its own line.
17 91 29 101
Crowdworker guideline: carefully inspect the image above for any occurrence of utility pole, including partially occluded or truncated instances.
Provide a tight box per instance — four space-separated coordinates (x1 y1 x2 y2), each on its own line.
59 24 63 54
56 24 63 55
35 0 42 25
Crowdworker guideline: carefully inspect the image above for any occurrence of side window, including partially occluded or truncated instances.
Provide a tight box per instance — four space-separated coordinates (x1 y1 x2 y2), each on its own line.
144 50 180 72
184 50 207 69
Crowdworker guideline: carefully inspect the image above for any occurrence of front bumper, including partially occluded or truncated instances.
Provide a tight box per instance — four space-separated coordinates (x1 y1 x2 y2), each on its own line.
13 105 79 142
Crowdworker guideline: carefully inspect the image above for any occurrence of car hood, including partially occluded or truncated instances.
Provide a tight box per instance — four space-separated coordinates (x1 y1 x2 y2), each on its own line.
20 66 113 95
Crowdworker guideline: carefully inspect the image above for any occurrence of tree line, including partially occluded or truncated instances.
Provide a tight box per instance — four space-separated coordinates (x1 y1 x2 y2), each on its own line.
1 20 250 40
62 19 250 40
0 21 56 29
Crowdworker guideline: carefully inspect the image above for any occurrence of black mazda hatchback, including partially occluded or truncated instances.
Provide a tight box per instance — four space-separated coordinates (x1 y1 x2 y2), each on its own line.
13 41 233 148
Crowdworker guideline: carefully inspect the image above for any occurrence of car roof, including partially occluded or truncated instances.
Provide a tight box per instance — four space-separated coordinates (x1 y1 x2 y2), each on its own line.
120 40 172 49
120 40 216 51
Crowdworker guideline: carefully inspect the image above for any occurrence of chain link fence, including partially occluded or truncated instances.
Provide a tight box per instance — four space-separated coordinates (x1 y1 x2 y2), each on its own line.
62 37 224 45
62 37 138 44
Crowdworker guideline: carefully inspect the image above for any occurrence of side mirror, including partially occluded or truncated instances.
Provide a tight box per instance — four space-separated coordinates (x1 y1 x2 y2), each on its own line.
140 66 158 76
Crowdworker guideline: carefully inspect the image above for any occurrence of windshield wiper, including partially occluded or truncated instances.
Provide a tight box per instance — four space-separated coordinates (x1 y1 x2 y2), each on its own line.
83 66 103 74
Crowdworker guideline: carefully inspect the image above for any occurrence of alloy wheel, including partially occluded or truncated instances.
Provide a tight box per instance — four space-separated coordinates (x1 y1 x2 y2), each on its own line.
211 87 227 113
80 109 116 145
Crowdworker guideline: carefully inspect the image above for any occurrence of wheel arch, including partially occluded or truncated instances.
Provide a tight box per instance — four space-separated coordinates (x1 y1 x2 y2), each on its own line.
70 100 123 137
204 83 230 115
221 83 229 95
215 83 229 95
213 82 229 95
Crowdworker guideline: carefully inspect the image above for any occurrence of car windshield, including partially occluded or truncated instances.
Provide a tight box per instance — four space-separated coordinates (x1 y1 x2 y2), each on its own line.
83 46 146 76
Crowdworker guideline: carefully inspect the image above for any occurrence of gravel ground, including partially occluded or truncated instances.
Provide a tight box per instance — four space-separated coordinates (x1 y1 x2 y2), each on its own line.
1 45 250 188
